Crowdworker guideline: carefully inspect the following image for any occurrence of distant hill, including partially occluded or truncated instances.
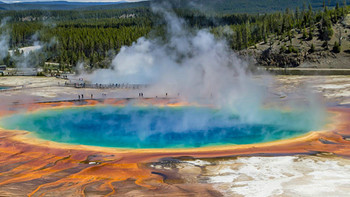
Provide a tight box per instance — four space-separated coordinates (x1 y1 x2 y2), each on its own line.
150 0 349 13
85 0 350 13
0 1 127 10
0 0 348 13
23 1 125 6
82 1 150 10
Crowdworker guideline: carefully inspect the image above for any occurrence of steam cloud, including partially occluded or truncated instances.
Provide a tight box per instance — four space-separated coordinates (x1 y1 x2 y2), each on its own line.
0 18 52 68
0 18 10 61
85 4 269 110
12 40 43 69
82 3 326 127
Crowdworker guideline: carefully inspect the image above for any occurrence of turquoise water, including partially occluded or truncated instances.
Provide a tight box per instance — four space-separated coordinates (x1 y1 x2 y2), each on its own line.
0 86 9 90
0 106 318 149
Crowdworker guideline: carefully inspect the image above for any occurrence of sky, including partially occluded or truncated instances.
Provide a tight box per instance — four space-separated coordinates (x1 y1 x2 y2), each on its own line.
1 0 144 3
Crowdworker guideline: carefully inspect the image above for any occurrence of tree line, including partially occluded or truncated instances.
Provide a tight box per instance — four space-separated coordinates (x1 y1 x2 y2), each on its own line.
211 1 348 50
0 2 348 70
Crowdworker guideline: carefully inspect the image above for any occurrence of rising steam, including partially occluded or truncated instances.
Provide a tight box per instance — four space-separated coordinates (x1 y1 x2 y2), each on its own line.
0 18 10 61
82 3 326 129
85 4 268 107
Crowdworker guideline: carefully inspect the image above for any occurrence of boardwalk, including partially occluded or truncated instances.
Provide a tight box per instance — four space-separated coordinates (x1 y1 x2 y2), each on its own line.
62 82 148 89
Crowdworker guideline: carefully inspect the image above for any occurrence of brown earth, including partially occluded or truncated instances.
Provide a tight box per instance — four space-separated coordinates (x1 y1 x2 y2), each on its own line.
241 14 350 68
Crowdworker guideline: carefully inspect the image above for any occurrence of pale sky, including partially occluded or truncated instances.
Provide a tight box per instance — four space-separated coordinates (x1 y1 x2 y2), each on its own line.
2 0 145 3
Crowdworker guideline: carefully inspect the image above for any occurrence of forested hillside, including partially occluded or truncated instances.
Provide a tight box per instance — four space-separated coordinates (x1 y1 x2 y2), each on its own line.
0 1 126 11
0 0 348 13
153 0 349 13
0 1 349 70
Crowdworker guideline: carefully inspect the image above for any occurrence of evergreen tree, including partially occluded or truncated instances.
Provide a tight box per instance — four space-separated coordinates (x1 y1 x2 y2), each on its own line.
333 41 341 53
309 43 315 53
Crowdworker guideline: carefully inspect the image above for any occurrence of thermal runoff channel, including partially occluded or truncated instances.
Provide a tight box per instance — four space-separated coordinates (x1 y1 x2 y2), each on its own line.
0 105 321 149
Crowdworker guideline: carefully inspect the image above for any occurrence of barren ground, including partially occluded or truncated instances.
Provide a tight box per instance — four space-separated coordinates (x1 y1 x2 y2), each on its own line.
0 76 350 196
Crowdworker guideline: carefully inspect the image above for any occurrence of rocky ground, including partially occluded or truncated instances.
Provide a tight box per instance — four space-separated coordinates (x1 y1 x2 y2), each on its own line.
150 155 350 197
241 14 350 68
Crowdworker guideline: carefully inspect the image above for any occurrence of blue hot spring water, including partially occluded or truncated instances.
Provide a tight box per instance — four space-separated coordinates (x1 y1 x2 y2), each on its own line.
0 106 319 149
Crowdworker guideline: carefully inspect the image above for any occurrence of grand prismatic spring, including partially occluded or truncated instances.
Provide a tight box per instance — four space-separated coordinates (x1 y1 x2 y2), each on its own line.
0 3 350 196
0 105 319 149
0 90 350 196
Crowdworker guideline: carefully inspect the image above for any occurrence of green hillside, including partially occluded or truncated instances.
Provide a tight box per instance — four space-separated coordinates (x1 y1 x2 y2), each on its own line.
0 0 348 13
152 0 349 13
0 0 349 70
84 0 349 13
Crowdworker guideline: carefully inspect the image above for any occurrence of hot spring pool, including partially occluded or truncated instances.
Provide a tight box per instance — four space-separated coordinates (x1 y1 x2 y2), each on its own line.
0 106 319 149
0 86 10 90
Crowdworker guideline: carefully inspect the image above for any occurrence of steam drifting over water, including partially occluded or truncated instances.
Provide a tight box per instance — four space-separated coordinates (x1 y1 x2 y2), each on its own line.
85 3 268 108
82 3 325 127
0 3 327 148
0 105 320 149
